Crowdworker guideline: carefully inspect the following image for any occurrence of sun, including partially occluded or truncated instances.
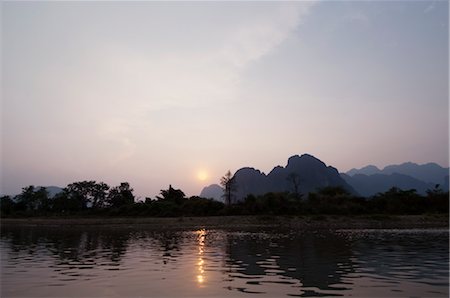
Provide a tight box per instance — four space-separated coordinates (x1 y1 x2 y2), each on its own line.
197 170 209 181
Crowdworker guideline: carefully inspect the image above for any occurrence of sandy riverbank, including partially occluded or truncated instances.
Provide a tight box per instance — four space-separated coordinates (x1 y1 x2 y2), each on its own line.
1 214 448 230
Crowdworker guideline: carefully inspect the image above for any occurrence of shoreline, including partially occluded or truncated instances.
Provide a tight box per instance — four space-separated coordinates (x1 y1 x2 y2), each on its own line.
1 214 448 230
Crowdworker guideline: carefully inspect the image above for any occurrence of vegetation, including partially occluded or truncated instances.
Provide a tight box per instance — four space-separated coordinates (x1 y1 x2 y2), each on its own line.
220 170 236 206
0 181 448 218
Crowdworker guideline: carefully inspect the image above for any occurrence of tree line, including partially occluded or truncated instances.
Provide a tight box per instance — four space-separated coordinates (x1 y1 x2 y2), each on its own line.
0 179 448 217
230 186 448 216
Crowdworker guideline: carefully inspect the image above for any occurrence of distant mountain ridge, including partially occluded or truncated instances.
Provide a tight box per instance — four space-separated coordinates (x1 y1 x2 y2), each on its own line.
347 162 449 184
341 173 433 197
346 165 381 176
199 184 223 202
200 156 449 200
345 162 449 196
200 154 355 202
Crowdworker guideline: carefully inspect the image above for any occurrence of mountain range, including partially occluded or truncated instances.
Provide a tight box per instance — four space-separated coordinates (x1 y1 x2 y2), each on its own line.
346 162 449 184
344 162 449 197
201 154 355 201
200 154 449 200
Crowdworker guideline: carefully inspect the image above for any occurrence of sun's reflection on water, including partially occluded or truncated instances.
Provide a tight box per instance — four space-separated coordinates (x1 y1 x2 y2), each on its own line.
196 229 206 287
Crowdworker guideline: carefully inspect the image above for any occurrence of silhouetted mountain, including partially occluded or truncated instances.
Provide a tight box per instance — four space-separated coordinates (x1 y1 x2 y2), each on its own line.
232 154 355 201
341 173 433 197
201 157 449 201
347 162 449 186
199 184 223 202
347 165 381 176
345 162 449 196
381 162 448 185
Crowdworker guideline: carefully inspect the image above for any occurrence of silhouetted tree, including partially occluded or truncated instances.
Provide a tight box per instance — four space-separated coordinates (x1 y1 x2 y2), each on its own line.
157 185 185 205
287 172 302 199
425 184 449 213
7 186 52 215
34 187 51 212
107 182 135 208
16 185 37 212
306 186 364 215
221 170 236 206
52 190 82 213
0 196 15 215
66 181 96 209
182 196 225 216
91 182 110 209
370 187 424 214
66 181 110 209
318 186 350 197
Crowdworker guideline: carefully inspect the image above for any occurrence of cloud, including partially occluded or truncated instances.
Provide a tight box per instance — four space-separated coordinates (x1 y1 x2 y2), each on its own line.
47 2 316 115
218 3 314 69
4 2 317 175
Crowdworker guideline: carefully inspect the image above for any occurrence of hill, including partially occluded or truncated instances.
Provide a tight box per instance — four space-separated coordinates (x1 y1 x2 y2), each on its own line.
347 162 448 186
345 162 449 196
341 173 432 197
199 184 223 202
200 154 355 202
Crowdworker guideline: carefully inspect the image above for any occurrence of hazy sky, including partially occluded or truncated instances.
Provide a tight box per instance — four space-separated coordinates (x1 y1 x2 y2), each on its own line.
2 1 448 198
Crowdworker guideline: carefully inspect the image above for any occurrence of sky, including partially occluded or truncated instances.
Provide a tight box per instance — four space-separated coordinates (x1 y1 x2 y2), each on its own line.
1 1 448 199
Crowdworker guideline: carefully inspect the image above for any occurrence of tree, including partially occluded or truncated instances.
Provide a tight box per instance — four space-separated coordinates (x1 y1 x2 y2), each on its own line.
51 191 82 213
12 186 51 214
66 181 110 209
370 187 424 214
157 185 185 205
425 184 449 213
221 170 236 206
0 196 16 215
66 181 96 209
34 187 51 212
18 185 36 211
16 186 39 212
107 182 135 208
287 172 302 199
318 186 350 197
91 182 110 209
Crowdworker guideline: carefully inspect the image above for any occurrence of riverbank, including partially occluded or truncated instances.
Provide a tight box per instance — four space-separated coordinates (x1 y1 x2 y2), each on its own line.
1 214 448 230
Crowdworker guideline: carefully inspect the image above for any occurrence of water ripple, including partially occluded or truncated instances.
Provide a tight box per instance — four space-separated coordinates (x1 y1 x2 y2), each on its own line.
1 226 448 297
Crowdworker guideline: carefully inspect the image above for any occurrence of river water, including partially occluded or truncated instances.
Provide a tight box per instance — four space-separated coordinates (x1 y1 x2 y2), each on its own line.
1 225 448 297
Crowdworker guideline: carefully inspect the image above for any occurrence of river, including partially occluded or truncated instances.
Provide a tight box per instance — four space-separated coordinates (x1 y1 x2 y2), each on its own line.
1 225 448 297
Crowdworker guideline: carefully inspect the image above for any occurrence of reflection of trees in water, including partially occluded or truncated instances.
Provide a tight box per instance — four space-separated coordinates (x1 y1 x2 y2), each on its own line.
225 230 355 292
344 230 449 282
1 226 131 267
277 232 354 290
1 227 189 268
224 229 449 296
152 231 183 265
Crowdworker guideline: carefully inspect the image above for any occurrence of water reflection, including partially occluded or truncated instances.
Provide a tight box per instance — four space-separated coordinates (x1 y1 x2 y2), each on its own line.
222 229 449 296
223 230 355 296
154 231 183 265
1 225 448 297
3 226 130 271
196 229 206 286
